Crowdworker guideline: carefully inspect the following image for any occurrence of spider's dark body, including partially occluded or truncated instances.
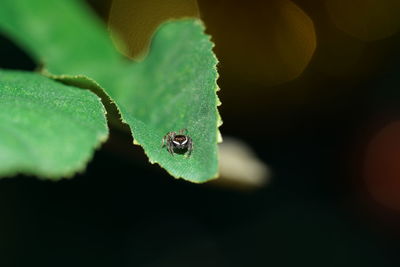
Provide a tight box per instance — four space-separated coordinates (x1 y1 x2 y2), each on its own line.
162 129 193 157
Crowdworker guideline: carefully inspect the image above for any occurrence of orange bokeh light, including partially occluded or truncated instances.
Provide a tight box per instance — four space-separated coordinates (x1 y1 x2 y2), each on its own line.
364 121 400 211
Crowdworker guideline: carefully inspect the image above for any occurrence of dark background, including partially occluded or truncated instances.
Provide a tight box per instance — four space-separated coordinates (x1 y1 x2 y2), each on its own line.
2 0 400 266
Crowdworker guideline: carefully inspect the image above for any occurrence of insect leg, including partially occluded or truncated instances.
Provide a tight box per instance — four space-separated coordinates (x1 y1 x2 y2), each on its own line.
168 143 175 156
179 128 188 135
162 132 174 148
187 138 193 157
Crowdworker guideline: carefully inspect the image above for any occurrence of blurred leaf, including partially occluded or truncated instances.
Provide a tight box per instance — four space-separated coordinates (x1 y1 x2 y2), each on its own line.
326 0 400 41
0 0 220 182
108 0 199 58
0 70 108 179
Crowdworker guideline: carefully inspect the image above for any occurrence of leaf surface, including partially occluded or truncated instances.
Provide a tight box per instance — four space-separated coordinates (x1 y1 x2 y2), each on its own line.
0 70 108 179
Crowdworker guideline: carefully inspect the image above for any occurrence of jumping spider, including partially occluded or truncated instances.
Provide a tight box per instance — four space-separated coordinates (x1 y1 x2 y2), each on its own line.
162 129 193 157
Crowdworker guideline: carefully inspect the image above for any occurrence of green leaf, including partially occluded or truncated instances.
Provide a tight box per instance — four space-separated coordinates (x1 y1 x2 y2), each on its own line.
0 0 221 182
0 70 108 179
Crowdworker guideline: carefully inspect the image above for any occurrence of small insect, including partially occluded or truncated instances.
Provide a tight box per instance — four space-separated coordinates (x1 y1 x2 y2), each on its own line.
162 128 193 157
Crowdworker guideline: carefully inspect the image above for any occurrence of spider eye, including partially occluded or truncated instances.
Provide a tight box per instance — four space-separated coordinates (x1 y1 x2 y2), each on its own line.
181 138 188 145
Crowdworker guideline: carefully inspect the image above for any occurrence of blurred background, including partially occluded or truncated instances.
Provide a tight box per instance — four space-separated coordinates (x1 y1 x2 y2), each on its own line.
2 0 400 266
